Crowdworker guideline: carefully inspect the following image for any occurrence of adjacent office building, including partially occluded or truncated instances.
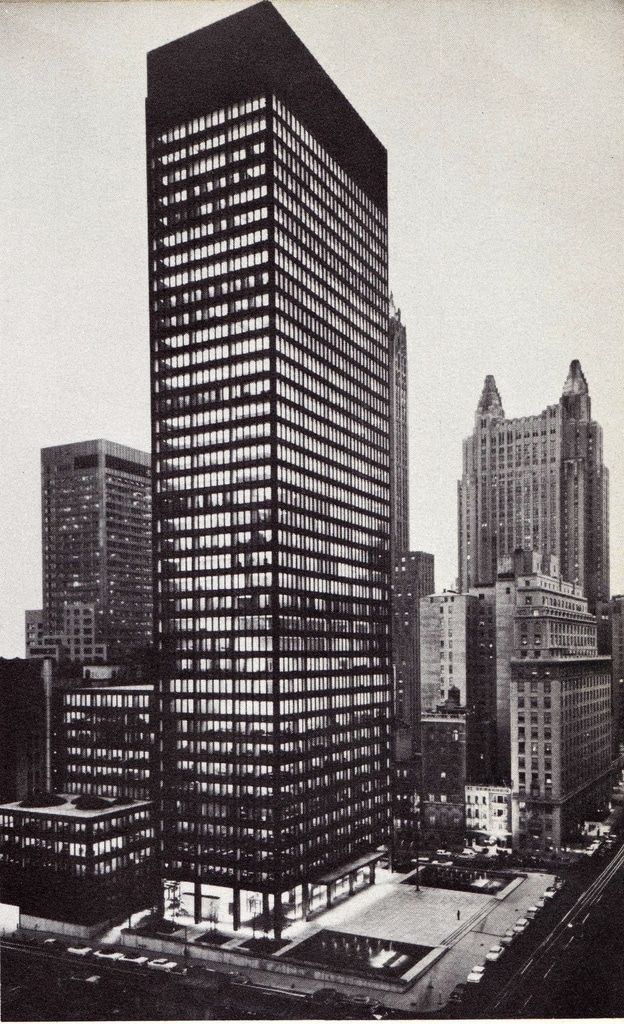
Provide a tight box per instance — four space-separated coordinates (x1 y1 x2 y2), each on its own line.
41 440 153 662
510 652 612 853
458 361 609 611
55 683 154 801
392 552 435 844
147 2 392 935
0 659 50 804
596 595 624 753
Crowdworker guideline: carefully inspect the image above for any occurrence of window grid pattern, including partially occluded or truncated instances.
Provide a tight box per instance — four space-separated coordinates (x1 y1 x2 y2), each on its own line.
150 90 391 891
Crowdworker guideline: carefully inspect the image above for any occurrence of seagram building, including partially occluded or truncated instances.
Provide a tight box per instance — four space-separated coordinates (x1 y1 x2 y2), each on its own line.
147 2 391 935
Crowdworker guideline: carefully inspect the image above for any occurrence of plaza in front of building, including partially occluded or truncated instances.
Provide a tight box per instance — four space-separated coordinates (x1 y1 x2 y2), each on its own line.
112 864 556 1013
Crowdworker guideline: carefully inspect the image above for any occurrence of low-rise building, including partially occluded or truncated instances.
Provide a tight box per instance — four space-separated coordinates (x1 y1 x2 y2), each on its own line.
465 783 512 848
0 793 157 928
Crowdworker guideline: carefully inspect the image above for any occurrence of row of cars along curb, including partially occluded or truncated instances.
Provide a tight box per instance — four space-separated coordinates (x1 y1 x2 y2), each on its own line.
449 877 565 1004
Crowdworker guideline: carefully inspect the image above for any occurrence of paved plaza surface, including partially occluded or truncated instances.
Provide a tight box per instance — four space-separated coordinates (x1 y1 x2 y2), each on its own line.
114 867 555 1013
270 867 555 1012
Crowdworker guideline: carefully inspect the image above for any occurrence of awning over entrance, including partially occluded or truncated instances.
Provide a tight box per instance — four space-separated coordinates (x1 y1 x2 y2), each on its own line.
315 850 383 887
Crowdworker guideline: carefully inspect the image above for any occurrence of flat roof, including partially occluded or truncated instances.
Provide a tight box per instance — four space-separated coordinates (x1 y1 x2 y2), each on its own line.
147 1 387 211
0 795 152 820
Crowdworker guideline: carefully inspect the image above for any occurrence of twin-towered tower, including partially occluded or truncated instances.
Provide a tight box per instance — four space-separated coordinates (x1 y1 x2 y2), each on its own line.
458 359 609 611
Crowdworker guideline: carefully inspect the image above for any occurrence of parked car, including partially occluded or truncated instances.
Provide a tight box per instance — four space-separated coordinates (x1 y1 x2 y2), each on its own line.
525 905 540 919
485 945 505 962
500 930 516 947
436 850 453 858
118 954 149 966
93 949 125 961
67 946 93 957
147 958 178 972
513 918 529 933
228 971 250 985
467 965 485 984
448 983 468 1003
535 897 546 909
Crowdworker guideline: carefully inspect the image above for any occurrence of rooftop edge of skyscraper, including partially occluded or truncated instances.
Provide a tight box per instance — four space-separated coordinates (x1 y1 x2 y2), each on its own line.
41 438 150 469
146 0 387 211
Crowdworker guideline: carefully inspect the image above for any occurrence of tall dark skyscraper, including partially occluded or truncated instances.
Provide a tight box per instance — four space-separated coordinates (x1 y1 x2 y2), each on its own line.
458 360 609 611
389 301 409 560
147 2 392 934
41 440 152 662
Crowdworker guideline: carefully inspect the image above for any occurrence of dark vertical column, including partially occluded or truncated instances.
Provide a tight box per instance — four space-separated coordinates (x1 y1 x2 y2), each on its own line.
301 882 309 918
232 888 241 931
273 892 282 941
194 880 202 924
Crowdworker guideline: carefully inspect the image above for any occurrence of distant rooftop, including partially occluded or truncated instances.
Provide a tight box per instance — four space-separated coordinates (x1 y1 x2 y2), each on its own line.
0 794 151 819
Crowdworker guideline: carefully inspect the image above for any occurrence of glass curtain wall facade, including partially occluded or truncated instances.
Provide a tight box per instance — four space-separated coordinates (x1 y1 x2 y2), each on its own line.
147 2 391 931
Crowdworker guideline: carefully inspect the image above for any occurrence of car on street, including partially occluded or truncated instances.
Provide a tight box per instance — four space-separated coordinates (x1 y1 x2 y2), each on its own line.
485 945 505 962
448 983 468 1004
67 946 93 957
228 970 250 984
147 958 179 971
118 954 149 965
467 965 485 983
93 949 125 961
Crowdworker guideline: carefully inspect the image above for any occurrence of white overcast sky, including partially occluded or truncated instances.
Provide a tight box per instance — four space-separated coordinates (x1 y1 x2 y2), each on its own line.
1 0 623 657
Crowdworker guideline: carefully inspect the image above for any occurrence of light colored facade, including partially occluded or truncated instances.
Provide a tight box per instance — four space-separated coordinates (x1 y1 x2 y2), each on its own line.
465 783 511 846
471 549 600 780
458 361 609 611
26 604 107 663
420 592 476 712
